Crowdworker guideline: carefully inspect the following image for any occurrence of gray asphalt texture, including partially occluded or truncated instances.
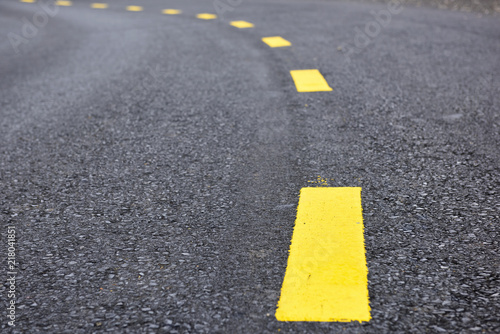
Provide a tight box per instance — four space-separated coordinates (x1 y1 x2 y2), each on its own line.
1 0 499 332
342 0 500 16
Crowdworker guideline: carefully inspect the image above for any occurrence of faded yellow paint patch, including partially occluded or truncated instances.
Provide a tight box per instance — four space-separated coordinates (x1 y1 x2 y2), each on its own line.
91 3 108 9
55 0 72 6
20 0 36 3
307 175 333 187
162 9 181 14
126 5 143 11
262 36 291 48
230 20 254 28
276 187 371 322
290 69 332 92
196 13 217 20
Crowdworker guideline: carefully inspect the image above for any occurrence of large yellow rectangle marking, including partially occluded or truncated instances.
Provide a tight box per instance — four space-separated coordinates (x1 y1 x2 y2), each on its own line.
276 187 371 322
290 69 332 92
262 36 291 48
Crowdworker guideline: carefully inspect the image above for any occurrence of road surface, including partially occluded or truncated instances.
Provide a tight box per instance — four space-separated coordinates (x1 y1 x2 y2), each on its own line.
1 0 499 332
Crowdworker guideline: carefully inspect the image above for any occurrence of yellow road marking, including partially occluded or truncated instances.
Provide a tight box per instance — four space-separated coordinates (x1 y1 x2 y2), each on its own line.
162 9 181 15
126 5 143 12
91 3 108 9
55 0 72 6
276 187 371 322
290 69 332 92
20 0 36 3
262 36 291 48
196 13 217 20
230 20 254 28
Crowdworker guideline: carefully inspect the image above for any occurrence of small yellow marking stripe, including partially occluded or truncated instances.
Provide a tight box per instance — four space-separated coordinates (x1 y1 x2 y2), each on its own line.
20 0 36 3
262 36 291 48
91 3 108 9
276 187 371 322
230 20 254 28
55 0 72 6
126 5 143 11
290 69 332 92
196 13 217 20
162 9 181 15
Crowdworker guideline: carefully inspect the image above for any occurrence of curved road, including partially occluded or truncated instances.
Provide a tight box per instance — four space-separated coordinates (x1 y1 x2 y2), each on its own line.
1 0 499 332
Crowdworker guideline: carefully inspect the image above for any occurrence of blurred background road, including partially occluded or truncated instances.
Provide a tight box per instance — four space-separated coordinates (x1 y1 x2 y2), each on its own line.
1 0 499 332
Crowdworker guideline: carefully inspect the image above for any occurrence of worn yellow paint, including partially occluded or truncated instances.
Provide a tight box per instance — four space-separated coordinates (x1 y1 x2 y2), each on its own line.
91 3 108 9
20 0 36 3
276 187 371 322
262 36 291 48
230 20 254 28
196 13 217 20
55 0 72 6
307 175 332 186
126 5 143 12
162 9 181 15
290 69 332 92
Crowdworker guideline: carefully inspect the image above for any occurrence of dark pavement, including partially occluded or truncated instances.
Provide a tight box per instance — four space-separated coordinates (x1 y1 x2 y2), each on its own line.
1 0 499 332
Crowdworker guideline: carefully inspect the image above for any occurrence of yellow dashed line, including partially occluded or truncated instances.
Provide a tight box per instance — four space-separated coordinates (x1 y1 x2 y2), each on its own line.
262 36 291 48
162 9 181 15
290 69 332 92
276 187 371 322
126 5 143 12
91 3 108 9
55 0 72 6
196 13 217 20
20 0 36 3
230 20 254 28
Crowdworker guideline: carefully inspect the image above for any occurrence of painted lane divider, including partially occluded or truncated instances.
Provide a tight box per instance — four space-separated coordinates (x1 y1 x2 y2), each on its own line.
290 69 332 92
20 0 36 3
262 36 291 48
196 13 217 20
162 9 181 15
126 5 143 12
91 3 108 9
276 187 371 322
55 0 71 6
230 20 254 28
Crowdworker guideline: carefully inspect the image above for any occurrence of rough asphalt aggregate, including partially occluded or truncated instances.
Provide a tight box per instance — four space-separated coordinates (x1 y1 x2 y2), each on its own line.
0 0 499 332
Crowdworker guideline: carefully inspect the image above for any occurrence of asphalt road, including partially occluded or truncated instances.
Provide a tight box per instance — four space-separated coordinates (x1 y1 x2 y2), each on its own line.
1 0 499 332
